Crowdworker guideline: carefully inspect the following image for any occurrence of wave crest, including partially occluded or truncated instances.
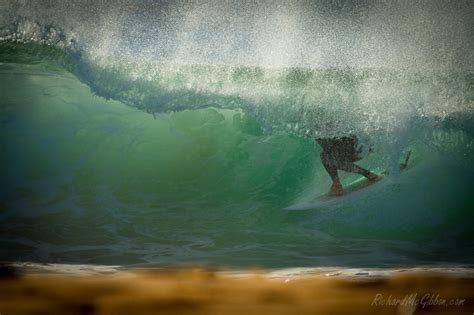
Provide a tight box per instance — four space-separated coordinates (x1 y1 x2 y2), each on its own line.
1 19 472 141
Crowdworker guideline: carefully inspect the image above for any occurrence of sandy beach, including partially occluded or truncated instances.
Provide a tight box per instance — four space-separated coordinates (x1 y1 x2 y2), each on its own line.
0 263 472 315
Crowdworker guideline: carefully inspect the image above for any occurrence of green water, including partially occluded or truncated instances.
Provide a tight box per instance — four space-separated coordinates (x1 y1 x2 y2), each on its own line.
1 60 473 267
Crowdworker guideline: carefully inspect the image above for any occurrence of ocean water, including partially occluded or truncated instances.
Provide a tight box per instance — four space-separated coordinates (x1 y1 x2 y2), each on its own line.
0 1 473 268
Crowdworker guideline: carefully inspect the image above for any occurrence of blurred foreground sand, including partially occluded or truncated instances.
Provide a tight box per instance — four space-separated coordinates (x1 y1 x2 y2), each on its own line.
0 264 473 315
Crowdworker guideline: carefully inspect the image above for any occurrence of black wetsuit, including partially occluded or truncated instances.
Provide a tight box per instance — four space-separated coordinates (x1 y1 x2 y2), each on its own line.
316 135 372 181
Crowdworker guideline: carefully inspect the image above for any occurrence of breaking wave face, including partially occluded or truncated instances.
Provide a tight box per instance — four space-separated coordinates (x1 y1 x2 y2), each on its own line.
0 1 473 267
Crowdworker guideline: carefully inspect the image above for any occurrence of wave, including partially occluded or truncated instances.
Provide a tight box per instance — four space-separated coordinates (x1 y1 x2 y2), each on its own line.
0 18 473 267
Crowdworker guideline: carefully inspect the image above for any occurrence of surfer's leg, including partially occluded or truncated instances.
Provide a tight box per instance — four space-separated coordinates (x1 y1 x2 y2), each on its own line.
339 163 379 181
320 152 343 195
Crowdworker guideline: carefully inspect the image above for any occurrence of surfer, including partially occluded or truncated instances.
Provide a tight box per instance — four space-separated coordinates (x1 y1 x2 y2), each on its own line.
316 135 379 196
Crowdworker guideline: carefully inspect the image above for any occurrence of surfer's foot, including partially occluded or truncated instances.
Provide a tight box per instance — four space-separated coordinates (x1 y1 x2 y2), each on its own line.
366 173 380 182
328 182 343 196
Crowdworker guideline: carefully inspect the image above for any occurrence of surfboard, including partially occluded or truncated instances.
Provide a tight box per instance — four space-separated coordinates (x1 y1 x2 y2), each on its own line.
316 176 383 201
285 176 384 210
285 151 411 211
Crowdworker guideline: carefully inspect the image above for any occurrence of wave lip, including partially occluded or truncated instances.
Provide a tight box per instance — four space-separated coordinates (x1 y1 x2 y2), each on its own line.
1 18 473 139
